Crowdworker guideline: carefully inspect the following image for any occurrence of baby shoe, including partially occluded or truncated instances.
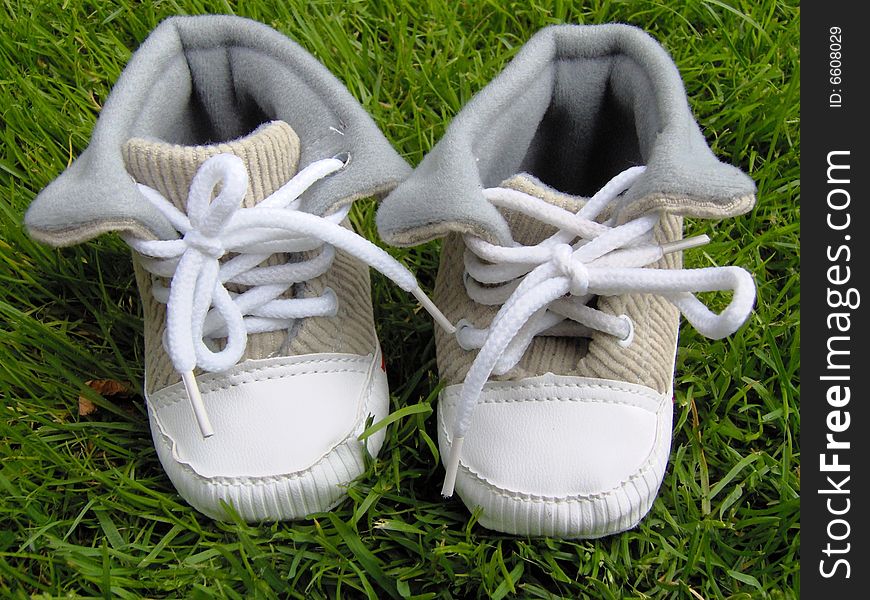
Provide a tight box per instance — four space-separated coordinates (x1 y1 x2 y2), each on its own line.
377 24 756 538
25 16 451 521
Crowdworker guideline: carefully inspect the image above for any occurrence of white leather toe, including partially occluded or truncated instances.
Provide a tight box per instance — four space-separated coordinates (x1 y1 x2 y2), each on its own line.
437 373 673 538
147 352 388 521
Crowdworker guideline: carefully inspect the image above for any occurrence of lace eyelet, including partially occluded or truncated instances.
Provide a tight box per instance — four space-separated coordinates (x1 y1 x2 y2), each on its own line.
455 319 476 351
617 314 635 347
331 151 351 168
322 286 339 317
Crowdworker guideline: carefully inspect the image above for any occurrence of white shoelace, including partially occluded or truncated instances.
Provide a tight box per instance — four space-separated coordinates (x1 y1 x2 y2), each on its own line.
441 166 756 496
125 153 454 438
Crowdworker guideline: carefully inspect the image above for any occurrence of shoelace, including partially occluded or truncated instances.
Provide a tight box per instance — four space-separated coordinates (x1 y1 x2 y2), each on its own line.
441 166 756 496
125 153 454 438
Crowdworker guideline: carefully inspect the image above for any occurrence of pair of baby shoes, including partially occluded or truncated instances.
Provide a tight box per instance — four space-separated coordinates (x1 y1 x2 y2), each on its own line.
25 16 755 538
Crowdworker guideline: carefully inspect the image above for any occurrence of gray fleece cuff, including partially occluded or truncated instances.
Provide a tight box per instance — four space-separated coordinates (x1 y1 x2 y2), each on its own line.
26 15 410 247
376 23 755 247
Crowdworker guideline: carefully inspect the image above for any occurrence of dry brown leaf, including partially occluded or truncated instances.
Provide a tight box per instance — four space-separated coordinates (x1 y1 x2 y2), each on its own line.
78 379 131 416
78 396 97 416
84 379 129 396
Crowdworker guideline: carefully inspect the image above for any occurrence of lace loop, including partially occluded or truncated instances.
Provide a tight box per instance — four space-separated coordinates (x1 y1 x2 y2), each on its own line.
440 165 756 497
126 153 454 438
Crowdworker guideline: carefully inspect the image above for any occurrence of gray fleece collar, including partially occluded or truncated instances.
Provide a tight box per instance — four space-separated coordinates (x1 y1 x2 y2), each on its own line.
376 23 755 247
26 15 410 247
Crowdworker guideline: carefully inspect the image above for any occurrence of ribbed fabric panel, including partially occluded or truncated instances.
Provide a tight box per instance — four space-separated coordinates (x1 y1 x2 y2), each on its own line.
288 226 378 357
433 174 681 395
577 214 681 393
125 122 301 392
434 233 588 385
123 121 301 212
122 122 378 392
133 256 178 390
437 390 673 539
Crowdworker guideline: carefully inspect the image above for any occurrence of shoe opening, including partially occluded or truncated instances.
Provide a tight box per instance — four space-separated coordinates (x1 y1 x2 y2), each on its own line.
517 51 651 196
470 27 669 199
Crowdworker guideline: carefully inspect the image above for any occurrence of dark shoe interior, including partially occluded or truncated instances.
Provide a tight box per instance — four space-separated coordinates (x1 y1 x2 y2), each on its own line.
516 54 655 197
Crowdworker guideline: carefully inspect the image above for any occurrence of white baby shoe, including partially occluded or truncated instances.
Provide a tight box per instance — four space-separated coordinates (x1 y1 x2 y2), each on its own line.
26 16 450 521
377 24 756 538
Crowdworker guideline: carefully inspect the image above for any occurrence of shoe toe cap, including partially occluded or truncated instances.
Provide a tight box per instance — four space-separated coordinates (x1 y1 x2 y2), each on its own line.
438 374 673 538
147 353 388 521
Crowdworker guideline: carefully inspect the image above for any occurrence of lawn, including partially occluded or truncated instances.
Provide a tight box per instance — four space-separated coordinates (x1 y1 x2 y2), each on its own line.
0 1 799 598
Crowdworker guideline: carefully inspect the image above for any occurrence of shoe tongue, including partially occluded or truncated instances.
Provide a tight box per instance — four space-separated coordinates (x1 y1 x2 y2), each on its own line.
122 121 301 212
498 173 589 246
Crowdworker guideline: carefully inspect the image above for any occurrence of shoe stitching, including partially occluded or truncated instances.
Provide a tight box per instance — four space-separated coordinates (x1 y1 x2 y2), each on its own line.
157 430 360 487
443 380 665 412
454 453 664 505
151 357 369 408
152 417 360 485
150 360 382 487
438 386 670 504
620 192 756 222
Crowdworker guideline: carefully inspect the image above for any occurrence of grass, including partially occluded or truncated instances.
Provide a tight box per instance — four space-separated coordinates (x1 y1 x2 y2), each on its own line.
0 0 799 598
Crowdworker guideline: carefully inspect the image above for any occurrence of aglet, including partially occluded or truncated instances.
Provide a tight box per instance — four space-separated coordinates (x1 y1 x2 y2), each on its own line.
412 287 456 335
181 370 215 438
661 234 710 255
441 436 465 498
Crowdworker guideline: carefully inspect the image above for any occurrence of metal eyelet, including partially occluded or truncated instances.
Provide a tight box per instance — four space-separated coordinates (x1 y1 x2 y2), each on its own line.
616 314 635 347
331 151 351 168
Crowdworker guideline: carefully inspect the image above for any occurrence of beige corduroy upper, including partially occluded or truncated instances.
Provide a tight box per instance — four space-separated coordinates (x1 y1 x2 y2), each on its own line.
124 121 377 394
433 174 683 396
